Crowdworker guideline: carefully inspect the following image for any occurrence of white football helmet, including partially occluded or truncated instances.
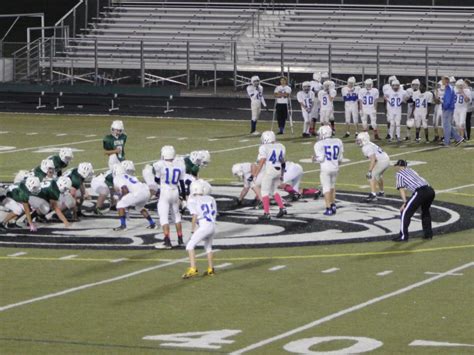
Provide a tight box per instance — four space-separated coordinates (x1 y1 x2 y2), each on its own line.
121 160 135 175
365 79 373 89
201 179 212 195
302 81 311 92
388 75 397 85
321 72 329 81
77 162 94 180
251 76 260 85
56 176 72 193
40 159 55 174
313 72 322 82
356 132 371 146
455 79 465 89
449 76 456 84
406 118 415 128
189 151 202 165
111 120 124 137
25 176 41 194
232 163 244 180
323 80 331 90
261 130 276 144
189 180 204 196
14 170 33 184
161 145 176 160
411 79 420 90
318 125 333 140
347 77 356 86
391 79 400 90
112 164 125 178
198 150 211 167
59 148 74 163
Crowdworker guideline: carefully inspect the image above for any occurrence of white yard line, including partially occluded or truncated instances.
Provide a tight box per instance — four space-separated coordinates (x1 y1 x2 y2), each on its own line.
7 252 27 257
214 262 233 269
0 251 211 313
410 340 474 348
110 258 129 263
376 270 393 276
437 184 474 194
321 267 340 274
59 255 78 260
229 261 474 355
269 265 287 271
424 271 463 276
0 139 102 154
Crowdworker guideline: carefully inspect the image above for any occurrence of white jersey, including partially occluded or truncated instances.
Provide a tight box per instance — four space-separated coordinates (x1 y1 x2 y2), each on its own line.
247 84 266 106
310 81 322 97
469 87 474 113
153 159 185 191
258 143 286 168
318 89 336 111
455 88 472 110
359 88 379 111
341 86 360 107
114 174 146 194
385 88 407 114
297 90 315 112
314 138 344 171
188 195 217 225
274 85 292 104
413 91 433 115
362 142 389 162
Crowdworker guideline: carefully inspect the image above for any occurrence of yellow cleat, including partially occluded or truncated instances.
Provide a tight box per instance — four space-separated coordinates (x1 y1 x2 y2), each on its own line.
203 267 215 276
182 267 199 279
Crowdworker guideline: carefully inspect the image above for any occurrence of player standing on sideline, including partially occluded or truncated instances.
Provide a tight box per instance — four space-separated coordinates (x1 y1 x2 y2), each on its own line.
247 76 268 135
313 125 343 216
182 180 217 279
356 132 390 202
274 77 292 135
433 80 445 142
232 162 262 205
359 79 381 140
383 76 397 139
385 80 408 143
341 76 361 138
453 79 471 139
47 148 74 177
412 83 433 143
393 160 435 242
318 81 336 129
404 79 420 141
297 81 315 137
154 145 186 249
250 131 287 220
465 79 473 141
103 120 127 170
310 72 323 136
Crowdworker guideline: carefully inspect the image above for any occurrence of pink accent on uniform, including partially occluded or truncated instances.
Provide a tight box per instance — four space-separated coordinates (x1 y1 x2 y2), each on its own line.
302 188 319 196
262 196 270 214
284 184 297 194
274 193 285 209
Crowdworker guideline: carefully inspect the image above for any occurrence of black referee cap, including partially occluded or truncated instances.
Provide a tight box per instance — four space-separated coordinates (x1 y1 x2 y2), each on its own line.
394 159 408 167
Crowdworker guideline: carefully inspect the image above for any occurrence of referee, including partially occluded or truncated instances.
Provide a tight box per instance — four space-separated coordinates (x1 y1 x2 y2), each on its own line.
393 160 435 242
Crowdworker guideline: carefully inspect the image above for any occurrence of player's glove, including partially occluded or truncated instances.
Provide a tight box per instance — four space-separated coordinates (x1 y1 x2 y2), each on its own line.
247 175 254 183
29 223 37 232
366 171 372 180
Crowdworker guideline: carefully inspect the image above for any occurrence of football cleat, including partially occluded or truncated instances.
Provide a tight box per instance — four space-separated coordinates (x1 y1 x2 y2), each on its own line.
323 208 334 216
364 193 377 202
182 267 199 279
146 223 157 229
203 267 215 276
258 213 271 221
155 238 172 250
113 225 127 231
376 192 385 197
94 207 106 215
276 208 287 218
415 138 421 143
177 236 184 246
392 235 408 242
331 203 337 214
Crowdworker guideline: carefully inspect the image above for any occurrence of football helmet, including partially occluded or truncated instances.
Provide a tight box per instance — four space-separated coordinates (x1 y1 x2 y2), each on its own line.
201 179 212 195
77 162 94 180
25 176 41 194
189 151 202 165
59 147 74 163
313 72 322 82
321 72 329 81
365 79 373 89
411 79 420 90
356 132 371 146
391 79 400 90
406 118 415 128
14 170 32 184
112 164 125 178
57 176 72 193
323 80 331 90
347 77 356 86
261 130 276 144
232 163 244 180
449 76 456 84
455 79 465 89
40 159 55 174
161 145 176 160
198 150 211 167
189 180 204 196
318 125 333 140
111 120 124 137
388 75 397 85
302 81 311 92
251 76 260 86
121 160 135 175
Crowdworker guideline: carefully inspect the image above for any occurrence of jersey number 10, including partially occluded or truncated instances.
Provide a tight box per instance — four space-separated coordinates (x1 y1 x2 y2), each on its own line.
164 168 181 185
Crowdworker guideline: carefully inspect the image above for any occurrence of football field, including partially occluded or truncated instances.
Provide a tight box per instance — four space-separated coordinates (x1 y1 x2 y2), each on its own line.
0 112 473 354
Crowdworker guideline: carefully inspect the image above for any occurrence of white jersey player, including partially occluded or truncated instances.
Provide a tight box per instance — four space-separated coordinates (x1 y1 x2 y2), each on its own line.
112 164 156 231
247 75 267 135
318 81 336 126
358 79 381 140
433 80 445 141
383 75 397 139
313 125 343 216
384 80 408 142
297 81 316 137
341 76 361 138
356 132 390 202
279 161 304 200
454 79 471 138
232 162 262 206
412 85 434 142
404 79 420 140
182 180 217 279
153 145 186 249
251 131 287 220
310 72 323 135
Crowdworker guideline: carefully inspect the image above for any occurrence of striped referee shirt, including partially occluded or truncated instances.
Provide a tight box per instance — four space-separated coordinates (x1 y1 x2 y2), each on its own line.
396 168 429 193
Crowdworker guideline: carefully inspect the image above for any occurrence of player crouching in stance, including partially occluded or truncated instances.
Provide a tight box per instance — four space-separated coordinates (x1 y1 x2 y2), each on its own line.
112 163 156 231
154 145 187 249
297 81 315 137
247 75 268 135
232 162 262 206
356 132 390 202
182 180 217 279
342 77 361 138
250 131 287 221
63 162 94 219
1 176 41 231
48 147 74 177
313 125 344 215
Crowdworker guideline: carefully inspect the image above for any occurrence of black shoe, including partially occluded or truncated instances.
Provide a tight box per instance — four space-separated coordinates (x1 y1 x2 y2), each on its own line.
178 237 184 246
302 133 311 138
376 192 385 197
330 203 337 214
258 213 271 221
155 238 173 249
290 193 301 201
0 223 8 231
392 236 408 242
276 208 287 218
433 136 439 142
113 225 127 231
277 132 283 135
146 223 157 229
110 205 117 211
342 133 350 138
385 134 391 140
404 136 410 141
423 235 433 240
364 193 377 202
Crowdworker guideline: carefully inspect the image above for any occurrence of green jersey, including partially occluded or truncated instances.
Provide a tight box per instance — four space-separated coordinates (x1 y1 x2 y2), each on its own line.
185 157 200 177
48 155 68 174
37 180 61 202
6 182 31 203
104 173 114 189
103 133 127 161
64 168 84 189
33 166 47 182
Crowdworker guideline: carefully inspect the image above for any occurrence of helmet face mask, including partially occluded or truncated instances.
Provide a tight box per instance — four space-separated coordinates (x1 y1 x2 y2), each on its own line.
190 151 202 165
302 81 311 93
25 176 41 194
365 79 373 89
455 79 465 90
356 132 370 146
198 150 211 167
251 75 260 87
111 120 124 138
59 148 73 163
78 162 94 180
41 159 55 176
411 79 420 91
347 77 356 87
232 164 244 180
121 160 135 175
57 176 72 193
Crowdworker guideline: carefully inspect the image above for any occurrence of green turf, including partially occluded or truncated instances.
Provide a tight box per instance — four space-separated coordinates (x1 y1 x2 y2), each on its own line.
0 113 473 354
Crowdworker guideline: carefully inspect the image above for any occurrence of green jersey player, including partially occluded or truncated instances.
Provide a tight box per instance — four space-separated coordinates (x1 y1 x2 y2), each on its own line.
63 162 94 218
33 159 55 182
47 147 74 176
103 120 127 170
33 177 73 227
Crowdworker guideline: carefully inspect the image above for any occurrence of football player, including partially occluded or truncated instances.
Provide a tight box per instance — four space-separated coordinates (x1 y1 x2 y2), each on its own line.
63 162 94 218
318 80 336 128
454 79 472 139
33 159 55 182
182 180 217 279
356 132 390 202
273 77 292 135
404 79 420 141
278 161 305 201
247 75 268 135
297 81 315 137
232 162 262 206
433 80 445 142
412 83 433 143
385 80 408 143
153 145 187 249
103 120 127 170
1 176 41 231
313 125 344 215
341 76 361 138
358 79 381 140
90 169 115 214
309 72 323 136
250 131 287 220
47 147 74 177
383 76 397 139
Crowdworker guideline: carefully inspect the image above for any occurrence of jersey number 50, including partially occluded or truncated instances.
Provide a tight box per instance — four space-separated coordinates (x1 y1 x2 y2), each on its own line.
324 145 340 161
